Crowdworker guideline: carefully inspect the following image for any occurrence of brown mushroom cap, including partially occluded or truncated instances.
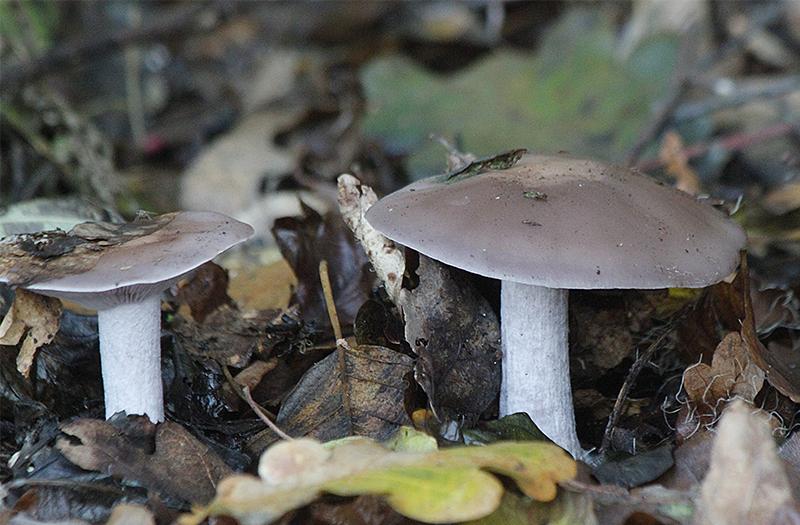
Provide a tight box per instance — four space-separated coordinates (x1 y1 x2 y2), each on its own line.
366 154 746 289
16 211 252 308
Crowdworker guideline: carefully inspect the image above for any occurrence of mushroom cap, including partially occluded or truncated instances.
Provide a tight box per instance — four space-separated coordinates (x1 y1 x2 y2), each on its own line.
18 211 253 309
365 154 746 289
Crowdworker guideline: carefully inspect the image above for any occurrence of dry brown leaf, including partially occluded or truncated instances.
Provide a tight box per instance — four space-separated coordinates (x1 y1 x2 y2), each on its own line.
56 417 233 504
696 401 794 525
227 257 296 312
683 332 765 409
0 289 62 378
659 131 701 195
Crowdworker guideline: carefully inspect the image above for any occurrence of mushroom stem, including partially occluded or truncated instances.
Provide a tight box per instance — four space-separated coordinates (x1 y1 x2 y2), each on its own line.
500 282 580 457
97 294 164 422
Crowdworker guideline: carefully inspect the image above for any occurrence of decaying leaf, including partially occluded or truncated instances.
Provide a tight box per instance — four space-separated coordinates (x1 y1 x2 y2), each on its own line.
0 289 62 377
695 401 794 525
273 204 372 333
56 416 233 504
171 305 269 368
250 341 413 449
399 255 502 424
682 331 765 409
182 428 576 525
465 490 597 525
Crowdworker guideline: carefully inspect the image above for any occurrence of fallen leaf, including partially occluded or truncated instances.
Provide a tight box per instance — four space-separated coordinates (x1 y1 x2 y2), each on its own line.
253 342 413 448
0 196 119 236
175 262 232 323
682 331 765 410
465 490 597 525
695 401 794 525
183 429 576 525
592 445 674 489
0 289 62 378
399 255 502 424
272 204 372 334
56 416 233 504
227 257 296 312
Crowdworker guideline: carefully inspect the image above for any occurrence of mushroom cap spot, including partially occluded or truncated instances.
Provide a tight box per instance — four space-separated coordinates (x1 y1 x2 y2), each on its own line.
365 154 746 290
25 211 253 308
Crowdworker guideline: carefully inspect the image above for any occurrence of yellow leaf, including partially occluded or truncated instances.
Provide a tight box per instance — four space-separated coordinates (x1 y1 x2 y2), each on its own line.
0 289 61 377
183 429 576 525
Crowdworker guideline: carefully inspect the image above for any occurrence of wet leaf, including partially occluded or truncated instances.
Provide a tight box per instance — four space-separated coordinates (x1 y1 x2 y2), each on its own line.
0 289 61 377
465 490 597 525
695 401 795 525
183 431 576 525
464 413 548 445
592 445 674 489
171 305 267 368
262 342 413 447
399 255 501 424
56 416 233 505
272 205 372 334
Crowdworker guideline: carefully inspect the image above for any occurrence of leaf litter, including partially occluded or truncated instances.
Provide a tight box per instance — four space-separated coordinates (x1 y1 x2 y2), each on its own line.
3 3 800 524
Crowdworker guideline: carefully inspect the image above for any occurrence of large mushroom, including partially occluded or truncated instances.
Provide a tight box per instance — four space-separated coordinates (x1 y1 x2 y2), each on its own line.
0 211 253 422
365 153 746 457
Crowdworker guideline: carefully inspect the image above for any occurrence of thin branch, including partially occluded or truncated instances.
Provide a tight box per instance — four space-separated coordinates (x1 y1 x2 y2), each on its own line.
599 308 689 455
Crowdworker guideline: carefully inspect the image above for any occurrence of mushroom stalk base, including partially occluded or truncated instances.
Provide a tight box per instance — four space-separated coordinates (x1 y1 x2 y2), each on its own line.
500 282 580 457
98 295 164 422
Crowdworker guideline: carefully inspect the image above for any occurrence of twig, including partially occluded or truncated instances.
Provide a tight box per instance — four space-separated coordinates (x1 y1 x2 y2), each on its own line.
635 121 796 172
319 259 353 433
319 260 343 341
625 4 785 166
2 3 216 89
599 309 689 455
221 364 293 441
241 385 293 441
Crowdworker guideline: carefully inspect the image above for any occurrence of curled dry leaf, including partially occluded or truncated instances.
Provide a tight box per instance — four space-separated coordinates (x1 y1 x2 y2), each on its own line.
182 429 576 525
696 401 794 525
682 331 765 409
0 289 62 377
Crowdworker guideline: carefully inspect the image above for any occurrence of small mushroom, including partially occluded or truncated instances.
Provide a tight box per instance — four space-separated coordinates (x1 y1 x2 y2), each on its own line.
0 211 253 422
365 153 746 457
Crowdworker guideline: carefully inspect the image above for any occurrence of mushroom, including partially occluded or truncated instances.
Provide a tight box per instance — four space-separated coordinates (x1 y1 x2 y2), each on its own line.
365 153 746 457
0 211 253 422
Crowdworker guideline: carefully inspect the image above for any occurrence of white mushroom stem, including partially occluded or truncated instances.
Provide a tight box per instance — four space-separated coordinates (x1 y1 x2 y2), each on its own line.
97 294 164 422
500 282 580 457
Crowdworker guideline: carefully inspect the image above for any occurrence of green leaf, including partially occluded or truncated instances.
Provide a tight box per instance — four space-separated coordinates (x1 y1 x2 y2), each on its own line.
361 9 678 178
182 429 576 525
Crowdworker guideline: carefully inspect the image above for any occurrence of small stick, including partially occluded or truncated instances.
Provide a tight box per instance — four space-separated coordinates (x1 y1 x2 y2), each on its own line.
319 260 354 432
221 364 292 441
319 260 343 341
599 308 688 455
